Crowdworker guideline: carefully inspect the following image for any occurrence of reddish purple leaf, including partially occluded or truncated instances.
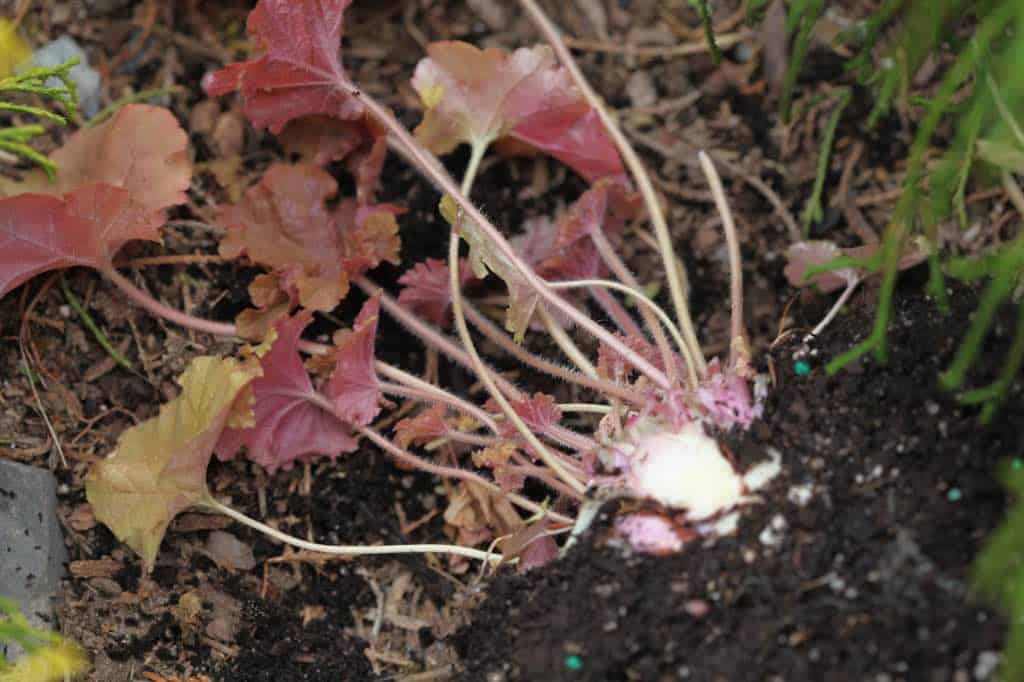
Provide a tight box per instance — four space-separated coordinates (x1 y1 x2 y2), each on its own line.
411 41 623 181
0 105 191 297
218 163 399 313
1 185 156 296
394 404 449 449
397 258 474 327
203 0 362 133
324 294 382 426
695 358 764 430
215 310 356 473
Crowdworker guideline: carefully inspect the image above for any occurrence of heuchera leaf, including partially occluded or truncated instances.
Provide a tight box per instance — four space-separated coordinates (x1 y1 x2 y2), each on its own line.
440 195 538 341
278 114 388 205
784 239 928 293
394 404 450 449
1 186 155 296
218 163 400 312
215 310 358 473
203 0 362 133
49 104 191 215
516 177 641 282
86 356 260 572
509 392 562 433
324 294 382 426
412 41 623 181
0 105 191 297
396 258 474 327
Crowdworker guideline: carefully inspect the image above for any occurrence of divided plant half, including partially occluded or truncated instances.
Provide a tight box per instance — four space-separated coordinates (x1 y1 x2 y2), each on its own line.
0 0 779 572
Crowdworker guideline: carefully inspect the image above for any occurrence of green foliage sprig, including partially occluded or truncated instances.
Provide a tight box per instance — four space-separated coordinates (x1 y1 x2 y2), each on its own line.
0 595 85 679
740 0 1024 421
0 57 78 181
972 460 1024 681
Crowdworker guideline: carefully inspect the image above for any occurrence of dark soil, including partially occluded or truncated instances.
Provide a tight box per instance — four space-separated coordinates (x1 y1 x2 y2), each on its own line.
456 287 1022 682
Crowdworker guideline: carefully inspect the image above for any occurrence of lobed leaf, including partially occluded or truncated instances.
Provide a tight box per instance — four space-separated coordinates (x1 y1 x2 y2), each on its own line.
412 41 623 181
0 105 191 297
394 403 450 449
278 113 388 204
784 238 928 293
0 185 155 296
218 163 399 313
396 257 474 327
324 294 382 426
86 356 260 572
215 310 358 473
48 104 191 215
532 177 640 281
203 0 362 133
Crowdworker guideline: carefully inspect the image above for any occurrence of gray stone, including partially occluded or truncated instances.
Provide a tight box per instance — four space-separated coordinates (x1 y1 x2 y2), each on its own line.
0 460 67 658
28 37 103 117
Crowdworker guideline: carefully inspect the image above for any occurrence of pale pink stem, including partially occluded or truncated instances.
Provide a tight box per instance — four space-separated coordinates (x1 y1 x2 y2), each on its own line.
697 151 750 371
375 364 500 434
809 278 861 339
506 464 585 501
104 268 236 338
590 228 681 385
516 0 705 376
435 431 502 448
590 287 645 338
462 302 644 405
353 422 575 523
540 423 599 455
340 81 671 389
354 276 522 399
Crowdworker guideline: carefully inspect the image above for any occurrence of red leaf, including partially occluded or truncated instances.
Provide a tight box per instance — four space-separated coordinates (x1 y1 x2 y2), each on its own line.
0 105 191 297
50 105 191 217
411 41 622 181
324 294 381 426
278 114 387 204
512 392 562 431
1 185 157 296
338 203 403 275
394 403 449 449
203 0 362 133
488 393 562 439
512 178 641 282
215 310 356 473
784 239 928 293
396 258 473 327
217 163 399 312
509 105 624 183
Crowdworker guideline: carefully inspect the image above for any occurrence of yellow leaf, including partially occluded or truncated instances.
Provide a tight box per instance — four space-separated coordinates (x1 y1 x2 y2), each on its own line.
0 19 31 79
0 643 87 682
86 356 260 572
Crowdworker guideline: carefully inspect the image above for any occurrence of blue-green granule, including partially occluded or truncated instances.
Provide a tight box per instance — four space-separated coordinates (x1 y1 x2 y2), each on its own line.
1012 458 1023 471
565 655 583 671
947 487 963 502
794 360 811 377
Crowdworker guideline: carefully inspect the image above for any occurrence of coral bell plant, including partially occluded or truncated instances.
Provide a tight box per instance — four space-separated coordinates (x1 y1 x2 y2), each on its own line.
0 0 778 571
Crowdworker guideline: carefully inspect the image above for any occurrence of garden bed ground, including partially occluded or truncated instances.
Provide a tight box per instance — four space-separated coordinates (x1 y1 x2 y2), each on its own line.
0 1 1021 680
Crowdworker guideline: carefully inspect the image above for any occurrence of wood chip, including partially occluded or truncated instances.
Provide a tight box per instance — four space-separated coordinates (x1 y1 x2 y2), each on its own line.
70 558 122 578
